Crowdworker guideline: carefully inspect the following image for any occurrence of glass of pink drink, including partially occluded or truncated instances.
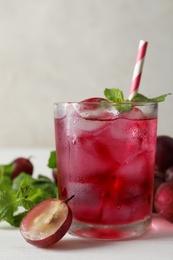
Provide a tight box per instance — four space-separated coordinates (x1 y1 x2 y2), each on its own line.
54 100 158 240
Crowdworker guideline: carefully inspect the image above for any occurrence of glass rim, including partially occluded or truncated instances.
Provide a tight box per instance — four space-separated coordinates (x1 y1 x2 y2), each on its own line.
54 101 158 106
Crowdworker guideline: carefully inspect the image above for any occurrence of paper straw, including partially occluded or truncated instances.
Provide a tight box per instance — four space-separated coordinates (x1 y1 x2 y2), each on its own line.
129 40 148 100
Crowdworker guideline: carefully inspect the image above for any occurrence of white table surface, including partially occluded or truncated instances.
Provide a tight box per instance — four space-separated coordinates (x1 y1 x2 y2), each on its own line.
0 148 173 260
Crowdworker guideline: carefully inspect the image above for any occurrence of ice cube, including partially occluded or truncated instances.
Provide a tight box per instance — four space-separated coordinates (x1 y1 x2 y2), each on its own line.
73 102 119 120
54 103 68 119
68 136 117 182
109 114 156 158
100 202 133 224
73 115 107 132
67 182 102 222
117 150 154 186
121 107 146 120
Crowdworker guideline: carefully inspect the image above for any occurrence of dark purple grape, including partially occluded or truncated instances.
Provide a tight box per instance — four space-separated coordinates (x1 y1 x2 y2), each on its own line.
11 157 33 180
165 166 173 182
153 169 165 213
155 135 173 172
154 169 165 193
154 181 173 223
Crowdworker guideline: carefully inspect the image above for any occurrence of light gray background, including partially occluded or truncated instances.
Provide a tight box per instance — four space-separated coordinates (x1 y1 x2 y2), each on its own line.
0 0 172 147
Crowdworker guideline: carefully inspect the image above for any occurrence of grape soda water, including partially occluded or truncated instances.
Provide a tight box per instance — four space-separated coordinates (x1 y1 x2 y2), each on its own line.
54 101 158 239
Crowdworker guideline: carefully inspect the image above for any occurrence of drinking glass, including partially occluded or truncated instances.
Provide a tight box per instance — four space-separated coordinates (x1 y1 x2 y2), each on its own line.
54 101 158 240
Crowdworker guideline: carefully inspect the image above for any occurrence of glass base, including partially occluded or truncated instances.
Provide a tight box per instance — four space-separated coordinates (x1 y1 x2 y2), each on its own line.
69 216 151 240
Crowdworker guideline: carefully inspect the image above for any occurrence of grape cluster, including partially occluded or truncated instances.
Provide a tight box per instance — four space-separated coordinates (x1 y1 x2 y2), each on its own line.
154 135 173 223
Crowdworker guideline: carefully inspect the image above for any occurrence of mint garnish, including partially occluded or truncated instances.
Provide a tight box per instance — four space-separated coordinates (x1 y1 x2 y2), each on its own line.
0 153 58 227
104 88 171 111
104 88 125 103
130 93 171 103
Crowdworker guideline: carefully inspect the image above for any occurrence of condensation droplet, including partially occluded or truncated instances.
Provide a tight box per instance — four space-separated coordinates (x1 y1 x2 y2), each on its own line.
72 139 76 145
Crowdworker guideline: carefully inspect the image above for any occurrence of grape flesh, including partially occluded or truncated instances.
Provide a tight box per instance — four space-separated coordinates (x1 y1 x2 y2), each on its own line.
20 198 73 247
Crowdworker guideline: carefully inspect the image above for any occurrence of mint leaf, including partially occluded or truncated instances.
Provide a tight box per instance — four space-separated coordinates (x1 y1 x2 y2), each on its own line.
131 93 171 102
9 211 28 227
13 173 57 199
104 88 171 112
0 163 13 192
104 88 171 103
0 173 58 227
0 178 56 227
16 179 43 210
32 175 58 198
0 163 13 178
47 150 57 169
104 88 124 102
0 175 12 192
0 190 18 223
104 88 131 112
0 152 59 227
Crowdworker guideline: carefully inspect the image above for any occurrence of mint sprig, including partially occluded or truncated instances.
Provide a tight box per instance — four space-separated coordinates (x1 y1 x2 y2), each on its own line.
104 88 131 111
0 176 57 227
104 88 171 111
130 93 171 102
0 161 58 227
104 88 125 102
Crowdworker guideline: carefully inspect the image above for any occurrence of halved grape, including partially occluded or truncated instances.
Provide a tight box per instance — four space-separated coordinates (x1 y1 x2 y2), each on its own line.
20 197 73 247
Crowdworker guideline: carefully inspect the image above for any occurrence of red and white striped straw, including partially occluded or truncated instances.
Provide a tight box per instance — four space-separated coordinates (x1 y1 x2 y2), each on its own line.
129 40 148 100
